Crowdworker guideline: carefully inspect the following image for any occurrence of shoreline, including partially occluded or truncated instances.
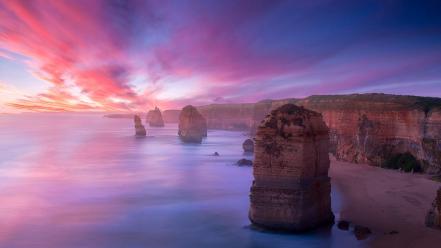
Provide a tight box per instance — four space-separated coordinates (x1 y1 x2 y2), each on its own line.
330 157 441 248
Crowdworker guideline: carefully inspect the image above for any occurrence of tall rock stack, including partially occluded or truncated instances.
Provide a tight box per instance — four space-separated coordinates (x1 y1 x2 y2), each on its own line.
147 107 165 127
178 105 207 143
134 115 146 136
249 104 334 231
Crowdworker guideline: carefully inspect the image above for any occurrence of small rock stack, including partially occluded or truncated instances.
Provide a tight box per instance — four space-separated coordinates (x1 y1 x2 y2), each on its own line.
147 107 165 127
178 105 207 143
243 139 254 153
249 104 334 231
426 187 441 229
134 115 146 136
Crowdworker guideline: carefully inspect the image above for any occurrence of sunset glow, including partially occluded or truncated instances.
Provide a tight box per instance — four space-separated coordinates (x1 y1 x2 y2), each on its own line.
1 0 440 112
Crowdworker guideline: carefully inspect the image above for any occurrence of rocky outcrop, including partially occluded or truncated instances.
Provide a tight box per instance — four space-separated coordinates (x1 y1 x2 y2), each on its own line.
249 104 334 231
186 94 441 173
353 225 372 240
134 115 146 136
178 105 207 143
236 158 253 166
243 139 254 152
146 107 165 127
337 220 350 230
426 187 441 229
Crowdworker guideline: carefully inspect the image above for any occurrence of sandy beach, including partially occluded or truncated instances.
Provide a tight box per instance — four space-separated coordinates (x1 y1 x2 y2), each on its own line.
330 157 441 248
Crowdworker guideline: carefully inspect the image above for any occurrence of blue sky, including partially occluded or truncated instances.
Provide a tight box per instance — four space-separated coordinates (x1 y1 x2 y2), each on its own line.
0 0 440 112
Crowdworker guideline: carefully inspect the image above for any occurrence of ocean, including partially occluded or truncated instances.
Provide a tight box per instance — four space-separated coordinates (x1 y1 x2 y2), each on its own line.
0 113 360 248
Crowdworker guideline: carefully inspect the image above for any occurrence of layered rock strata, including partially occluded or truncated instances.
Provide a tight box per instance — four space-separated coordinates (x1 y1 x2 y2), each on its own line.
249 104 334 231
426 187 441 229
191 94 441 173
178 105 207 143
134 115 146 136
146 107 165 127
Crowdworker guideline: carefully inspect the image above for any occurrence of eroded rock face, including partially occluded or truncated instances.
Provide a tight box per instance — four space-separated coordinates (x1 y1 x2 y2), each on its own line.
249 104 334 231
147 107 165 127
426 187 441 229
187 94 441 173
303 96 439 173
178 105 207 143
163 110 181 123
134 115 146 136
198 103 255 131
243 139 254 152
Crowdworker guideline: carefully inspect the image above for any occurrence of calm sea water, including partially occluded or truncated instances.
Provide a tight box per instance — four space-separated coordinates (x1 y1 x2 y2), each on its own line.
0 113 360 248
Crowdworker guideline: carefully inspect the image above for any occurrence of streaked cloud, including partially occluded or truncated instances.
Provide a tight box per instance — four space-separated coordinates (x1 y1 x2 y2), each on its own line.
0 0 440 112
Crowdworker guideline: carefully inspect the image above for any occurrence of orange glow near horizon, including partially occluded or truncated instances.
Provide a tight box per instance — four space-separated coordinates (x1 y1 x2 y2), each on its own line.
1 0 440 113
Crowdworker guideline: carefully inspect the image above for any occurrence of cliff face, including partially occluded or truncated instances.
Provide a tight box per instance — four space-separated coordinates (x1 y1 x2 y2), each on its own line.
163 110 181 123
197 103 256 131
191 94 441 173
298 95 441 174
249 104 333 231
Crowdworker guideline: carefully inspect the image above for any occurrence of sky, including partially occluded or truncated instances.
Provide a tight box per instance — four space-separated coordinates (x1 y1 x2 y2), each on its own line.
0 0 440 112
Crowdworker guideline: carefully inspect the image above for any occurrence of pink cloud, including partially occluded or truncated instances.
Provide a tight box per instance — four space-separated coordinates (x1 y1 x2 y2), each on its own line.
0 0 144 111
0 0 440 112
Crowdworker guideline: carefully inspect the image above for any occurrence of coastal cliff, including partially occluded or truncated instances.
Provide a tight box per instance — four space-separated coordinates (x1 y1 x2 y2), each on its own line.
163 110 181 123
197 103 255 131
194 94 441 173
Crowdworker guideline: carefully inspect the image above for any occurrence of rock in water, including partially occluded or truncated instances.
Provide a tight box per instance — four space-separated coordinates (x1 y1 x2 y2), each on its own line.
236 158 253 166
426 187 441 229
178 105 207 143
353 225 372 240
249 104 334 231
337 220 350 231
134 115 146 136
243 139 254 152
147 107 165 127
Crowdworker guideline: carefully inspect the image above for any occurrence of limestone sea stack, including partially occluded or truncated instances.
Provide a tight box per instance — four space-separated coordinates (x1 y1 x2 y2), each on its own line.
147 107 165 127
178 105 207 143
249 104 334 231
426 187 441 229
134 115 146 136
243 138 254 152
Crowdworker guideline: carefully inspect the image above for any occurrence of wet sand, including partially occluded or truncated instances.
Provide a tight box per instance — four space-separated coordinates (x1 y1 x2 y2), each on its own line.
330 157 441 248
